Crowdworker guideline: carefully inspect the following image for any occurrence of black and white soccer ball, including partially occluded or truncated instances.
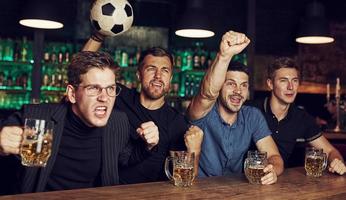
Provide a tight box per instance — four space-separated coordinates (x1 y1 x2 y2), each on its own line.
90 0 134 37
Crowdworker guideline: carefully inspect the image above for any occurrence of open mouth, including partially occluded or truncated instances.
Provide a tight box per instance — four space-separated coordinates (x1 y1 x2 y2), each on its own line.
95 106 107 117
150 80 164 89
229 95 242 104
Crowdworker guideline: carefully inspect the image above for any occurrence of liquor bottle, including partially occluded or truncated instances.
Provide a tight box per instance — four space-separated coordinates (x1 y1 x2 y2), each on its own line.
121 50 129 67
194 76 202 95
114 49 122 66
174 49 182 69
182 49 193 71
43 50 50 63
42 74 49 87
136 47 141 65
20 37 29 62
50 74 56 88
13 39 20 62
20 72 28 89
50 46 58 64
7 74 13 88
64 50 70 64
58 48 64 64
3 38 14 61
193 42 203 69
189 75 195 96
200 49 208 69
184 74 190 97
0 72 5 86
0 37 3 61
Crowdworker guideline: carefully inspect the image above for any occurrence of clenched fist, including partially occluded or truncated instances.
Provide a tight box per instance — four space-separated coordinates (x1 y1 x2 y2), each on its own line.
219 30 250 59
136 121 159 150
184 125 204 154
0 126 23 155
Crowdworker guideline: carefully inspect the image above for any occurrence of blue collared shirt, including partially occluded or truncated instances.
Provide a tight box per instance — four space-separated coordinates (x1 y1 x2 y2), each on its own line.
192 104 272 177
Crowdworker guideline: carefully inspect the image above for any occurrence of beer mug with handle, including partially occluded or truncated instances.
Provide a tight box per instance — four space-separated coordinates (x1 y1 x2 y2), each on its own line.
304 147 327 177
244 151 268 184
164 151 195 187
20 118 54 167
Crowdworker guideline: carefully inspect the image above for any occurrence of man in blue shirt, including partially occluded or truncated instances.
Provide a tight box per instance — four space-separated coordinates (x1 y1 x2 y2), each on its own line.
187 31 284 185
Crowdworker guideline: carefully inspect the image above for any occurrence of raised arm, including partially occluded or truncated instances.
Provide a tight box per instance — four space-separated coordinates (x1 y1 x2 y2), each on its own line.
82 32 105 52
187 31 250 121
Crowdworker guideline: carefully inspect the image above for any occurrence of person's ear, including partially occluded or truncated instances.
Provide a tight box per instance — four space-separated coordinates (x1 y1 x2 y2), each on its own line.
266 78 274 91
66 85 77 103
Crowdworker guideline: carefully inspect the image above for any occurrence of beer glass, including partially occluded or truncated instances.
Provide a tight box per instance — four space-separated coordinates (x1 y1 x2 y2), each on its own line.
164 151 195 187
20 118 54 167
244 151 268 184
304 147 327 177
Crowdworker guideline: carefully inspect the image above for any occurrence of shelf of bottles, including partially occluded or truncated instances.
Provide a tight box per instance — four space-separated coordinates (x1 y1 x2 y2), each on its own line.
40 42 73 103
0 37 73 109
0 37 33 109
0 38 247 110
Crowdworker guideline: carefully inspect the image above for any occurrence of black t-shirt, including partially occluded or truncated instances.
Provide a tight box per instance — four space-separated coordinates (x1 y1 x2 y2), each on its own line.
45 107 103 191
116 84 189 184
251 97 322 165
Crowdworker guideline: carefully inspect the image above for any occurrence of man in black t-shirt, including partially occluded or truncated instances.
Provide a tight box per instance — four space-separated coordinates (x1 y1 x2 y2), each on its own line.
83 34 203 184
253 57 345 175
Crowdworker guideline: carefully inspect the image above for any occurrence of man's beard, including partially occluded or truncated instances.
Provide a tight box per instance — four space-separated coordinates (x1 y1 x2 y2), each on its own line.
142 80 169 100
221 94 244 113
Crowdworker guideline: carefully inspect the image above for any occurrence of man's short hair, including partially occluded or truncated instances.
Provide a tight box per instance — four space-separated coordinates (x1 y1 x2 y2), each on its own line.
267 57 299 80
68 51 118 86
227 61 249 76
138 47 174 71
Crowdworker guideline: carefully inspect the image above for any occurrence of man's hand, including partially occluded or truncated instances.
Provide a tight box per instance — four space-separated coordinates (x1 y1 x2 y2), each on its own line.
219 30 250 59
136 121 159 150
328 158 346 175
0 126 23 155
184 125 203 154
261 164 278 185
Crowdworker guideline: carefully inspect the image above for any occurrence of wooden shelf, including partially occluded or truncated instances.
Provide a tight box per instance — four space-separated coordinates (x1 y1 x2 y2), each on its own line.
254 81 346 95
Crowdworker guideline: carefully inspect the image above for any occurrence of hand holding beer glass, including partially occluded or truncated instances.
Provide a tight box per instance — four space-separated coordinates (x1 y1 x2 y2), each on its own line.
20 118 54 167
244 151 268 184
164 151 195 187
304 147 327 177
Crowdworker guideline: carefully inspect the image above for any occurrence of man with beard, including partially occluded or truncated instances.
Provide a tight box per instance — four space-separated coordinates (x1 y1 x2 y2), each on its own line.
253 57 345 174
187 31 284 185
82 36 203 184
0 51 158 193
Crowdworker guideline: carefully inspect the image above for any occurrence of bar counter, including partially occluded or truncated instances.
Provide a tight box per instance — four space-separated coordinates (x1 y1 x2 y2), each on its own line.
0 167 345 200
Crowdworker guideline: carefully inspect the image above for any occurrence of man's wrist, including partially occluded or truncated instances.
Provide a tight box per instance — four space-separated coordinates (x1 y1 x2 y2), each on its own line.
187 148 201 155
217 52 233 63
91 31 105 43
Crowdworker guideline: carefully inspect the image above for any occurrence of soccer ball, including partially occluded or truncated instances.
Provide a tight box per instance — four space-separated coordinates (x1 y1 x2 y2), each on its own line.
90 0 134 37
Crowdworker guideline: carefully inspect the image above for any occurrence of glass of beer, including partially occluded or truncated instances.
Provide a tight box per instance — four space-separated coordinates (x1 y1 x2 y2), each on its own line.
20 118 54 167
244 151 268 184
304 147 327 177
164 151 195 187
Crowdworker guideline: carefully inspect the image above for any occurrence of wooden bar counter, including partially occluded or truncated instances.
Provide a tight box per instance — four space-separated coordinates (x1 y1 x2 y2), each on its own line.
0 167 345 200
